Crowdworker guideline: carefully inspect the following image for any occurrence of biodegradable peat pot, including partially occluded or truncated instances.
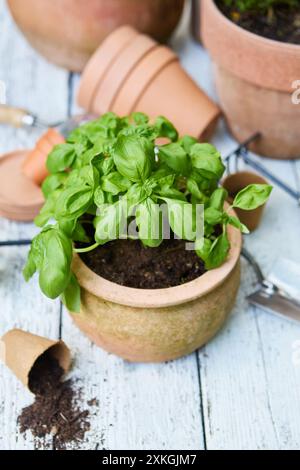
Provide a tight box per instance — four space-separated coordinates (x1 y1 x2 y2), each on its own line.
201 0 300 159
7 0 185 72
69 225 242 363
78 26 221 140
222 171 268 232
0 329 71 391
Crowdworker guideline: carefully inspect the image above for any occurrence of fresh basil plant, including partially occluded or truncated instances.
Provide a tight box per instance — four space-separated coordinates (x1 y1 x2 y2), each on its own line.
24 113 272 312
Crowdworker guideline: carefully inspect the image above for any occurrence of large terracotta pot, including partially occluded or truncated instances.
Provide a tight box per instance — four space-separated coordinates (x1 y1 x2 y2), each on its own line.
200 0 300 159
70 224 242 363
7 0 185 72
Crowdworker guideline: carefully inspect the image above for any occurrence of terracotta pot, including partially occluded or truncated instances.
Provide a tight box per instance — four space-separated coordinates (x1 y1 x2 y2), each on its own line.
134 59 220 140
69 223 242 363
79 27 221 140
92 34 157 115
78 26 138 111
222 171 268 232
22 128 65 186
7 0 185 72
201 0 300 159
112 46 178 116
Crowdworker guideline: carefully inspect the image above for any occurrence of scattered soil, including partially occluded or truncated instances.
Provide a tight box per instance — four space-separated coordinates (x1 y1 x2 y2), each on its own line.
18 352 93 450
217 1 300 44
80 238 206 289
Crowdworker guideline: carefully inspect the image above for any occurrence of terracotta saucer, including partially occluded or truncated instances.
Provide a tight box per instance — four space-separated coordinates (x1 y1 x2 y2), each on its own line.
91 34 157 114
77 26 138 111
0 150 44 221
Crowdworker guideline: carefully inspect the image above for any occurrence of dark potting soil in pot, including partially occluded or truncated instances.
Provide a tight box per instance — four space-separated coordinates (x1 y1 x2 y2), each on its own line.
216 1 300 44
17 351 96 450
79 238 206 289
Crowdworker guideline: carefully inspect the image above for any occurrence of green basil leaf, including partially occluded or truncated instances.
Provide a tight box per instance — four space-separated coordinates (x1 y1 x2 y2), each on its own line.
228 216 250 234
154 116 178 142
159 143 191 175
101 172 131 195
94 187 105 208
42 173 67 198
55 186 93 220
131 112 149 125
38 228 73 299
190 143 225 181
210 188 228 211
179 135 198 153
35 189 61 227
205 231 230 270
195 238 212 263
187 178 208 201
61 273 81 313
204 207 223 226
113 135 154 182
233 184 273 210
136 198 163 248
95 199 127 245
47 143 76 173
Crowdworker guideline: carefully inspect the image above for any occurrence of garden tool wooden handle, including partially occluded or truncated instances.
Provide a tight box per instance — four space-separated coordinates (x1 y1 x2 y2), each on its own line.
0 104 34 128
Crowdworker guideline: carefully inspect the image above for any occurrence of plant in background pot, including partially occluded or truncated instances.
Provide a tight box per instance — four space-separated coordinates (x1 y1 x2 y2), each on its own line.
23 112 272 362
200 0 300 158
7 0 185 72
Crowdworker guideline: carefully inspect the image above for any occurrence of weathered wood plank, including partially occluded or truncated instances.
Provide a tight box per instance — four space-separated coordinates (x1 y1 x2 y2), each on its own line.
0 0 69 450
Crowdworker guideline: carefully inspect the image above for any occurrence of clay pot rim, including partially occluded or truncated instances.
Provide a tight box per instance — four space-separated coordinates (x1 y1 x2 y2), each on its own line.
209 0 300 52
73 208 242 309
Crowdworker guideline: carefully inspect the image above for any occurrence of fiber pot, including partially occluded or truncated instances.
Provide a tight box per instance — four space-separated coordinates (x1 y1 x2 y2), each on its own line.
222 171 268 232
7 0 185 72
78 27 221 140
69 224 242 363
201 0 300 159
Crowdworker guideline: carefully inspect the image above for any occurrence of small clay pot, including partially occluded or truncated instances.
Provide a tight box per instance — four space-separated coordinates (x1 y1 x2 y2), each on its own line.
69 217 242 363
77 26 138 112
22 128 65 186
8 0 185 71
201 0 300 158
134 59 220 140
222 171 268 232
1 329 71 391
112 46 177 116
91 34 157 115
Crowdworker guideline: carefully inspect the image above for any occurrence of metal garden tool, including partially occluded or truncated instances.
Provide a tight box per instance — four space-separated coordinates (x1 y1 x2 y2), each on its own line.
243 249 300 323
0 104 95 136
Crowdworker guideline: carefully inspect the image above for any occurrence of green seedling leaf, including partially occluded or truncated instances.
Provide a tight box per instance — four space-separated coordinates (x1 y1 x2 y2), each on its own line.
61 273 81 313
159 143 191 175
113 135 154 182
47 143 76 173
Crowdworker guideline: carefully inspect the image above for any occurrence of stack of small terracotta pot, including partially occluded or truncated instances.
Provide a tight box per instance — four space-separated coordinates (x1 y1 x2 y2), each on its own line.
78 26 220 140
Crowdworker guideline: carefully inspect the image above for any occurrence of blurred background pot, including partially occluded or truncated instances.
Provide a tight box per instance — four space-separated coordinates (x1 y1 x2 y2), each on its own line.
222 171 268 232
201 0 300 159
7 0 185 71
70 223 242 363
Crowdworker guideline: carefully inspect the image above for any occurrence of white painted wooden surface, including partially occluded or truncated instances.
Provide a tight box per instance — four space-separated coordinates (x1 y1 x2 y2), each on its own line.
1 0 300 450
